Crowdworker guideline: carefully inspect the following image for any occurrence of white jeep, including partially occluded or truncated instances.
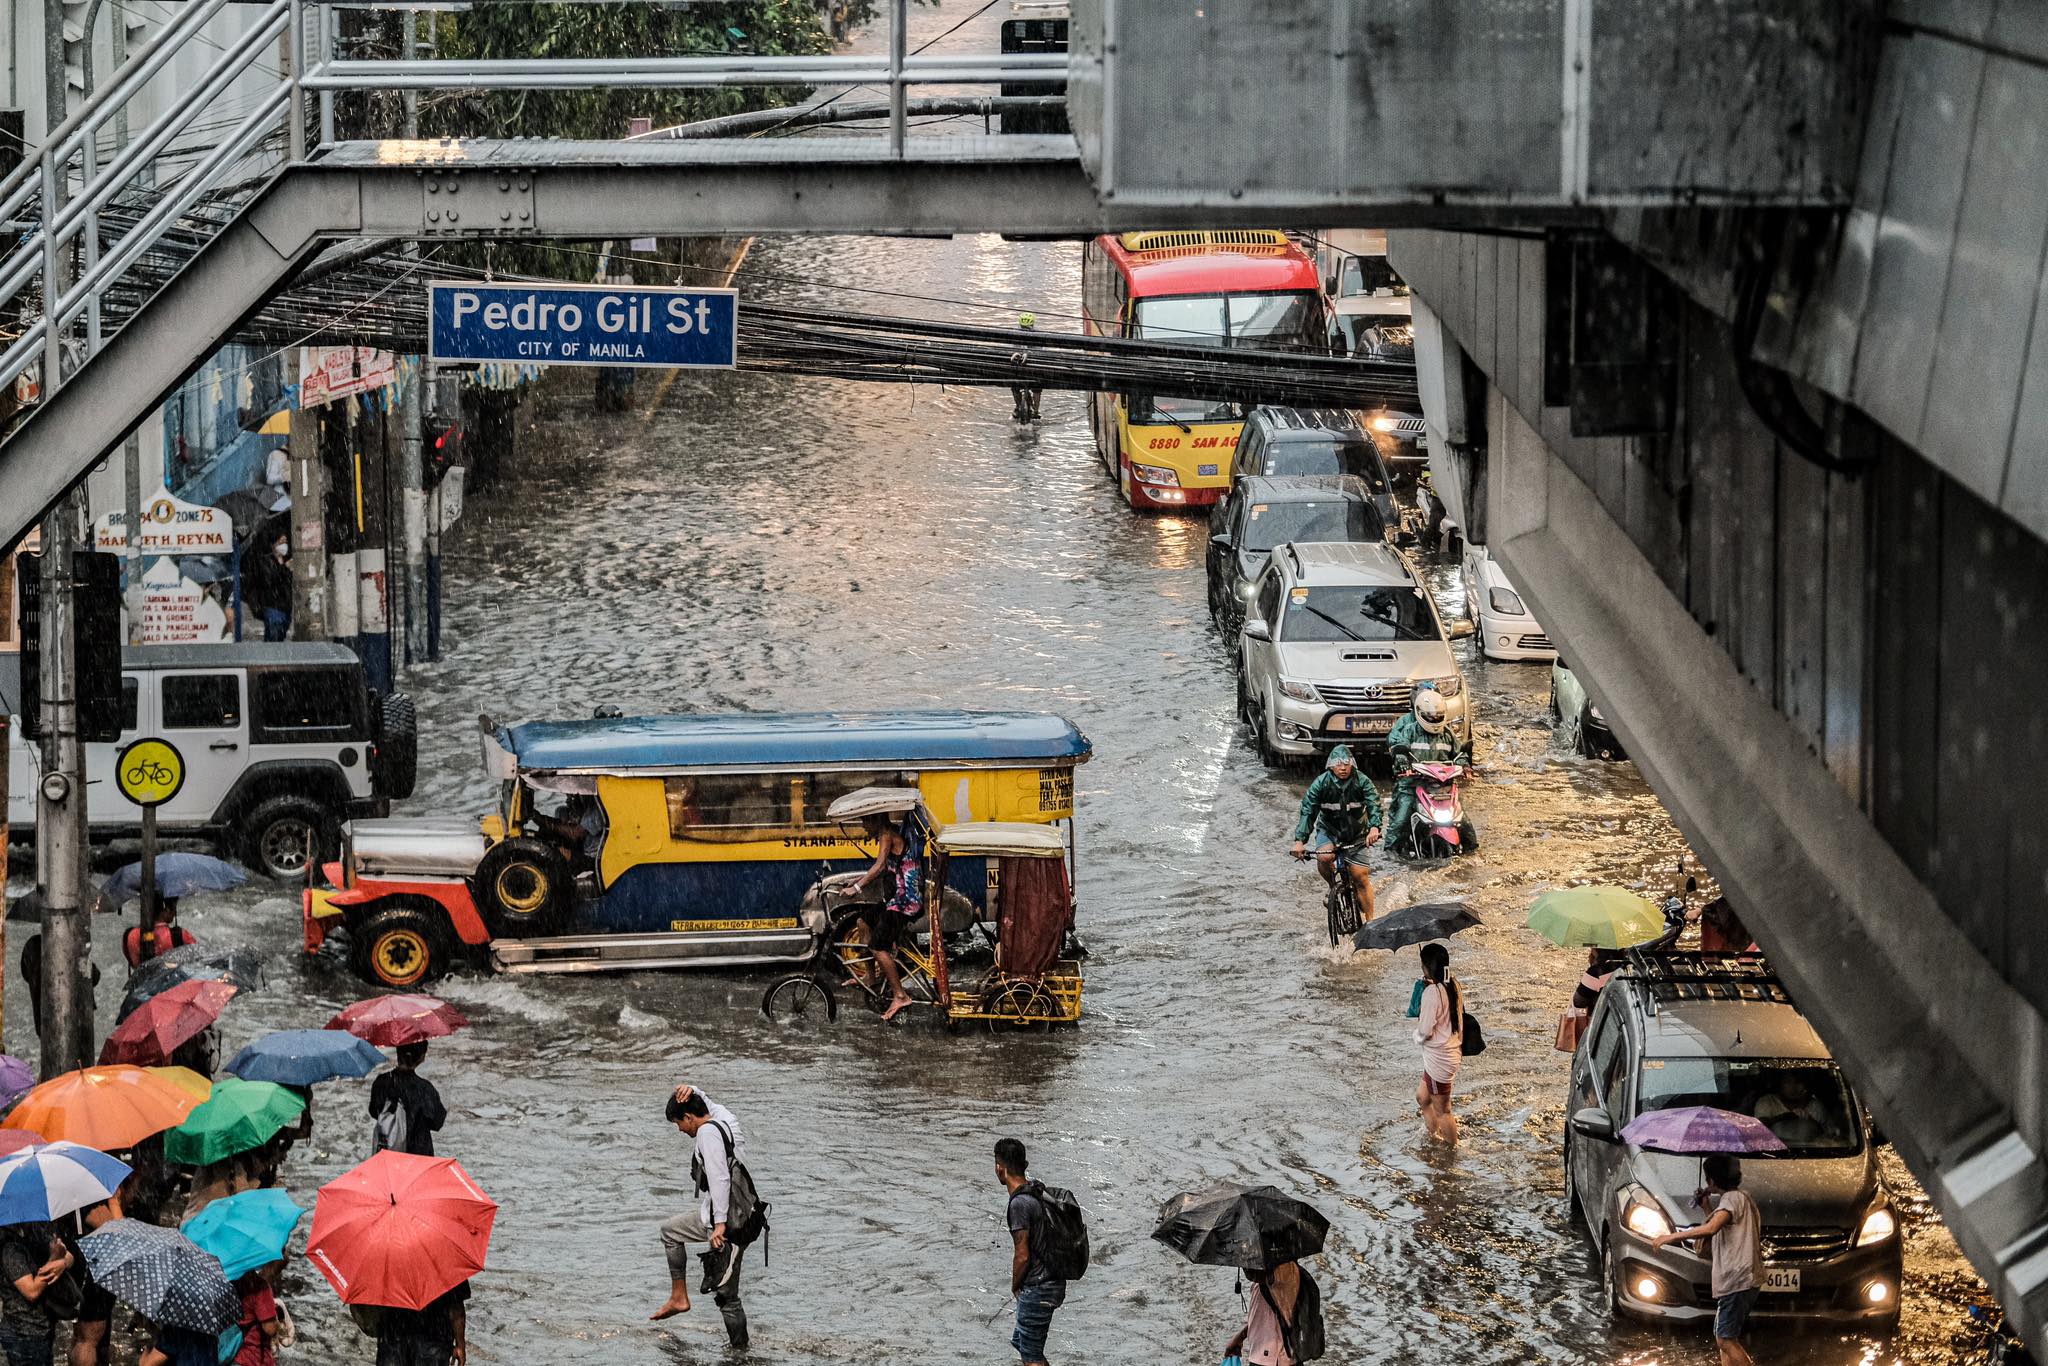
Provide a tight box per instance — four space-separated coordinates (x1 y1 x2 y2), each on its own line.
4 643 415 879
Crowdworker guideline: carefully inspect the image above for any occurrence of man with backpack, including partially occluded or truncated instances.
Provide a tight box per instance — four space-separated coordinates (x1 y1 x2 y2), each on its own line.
368 1043 446 1157
994 1138 1087 1366
652 1085 765 1350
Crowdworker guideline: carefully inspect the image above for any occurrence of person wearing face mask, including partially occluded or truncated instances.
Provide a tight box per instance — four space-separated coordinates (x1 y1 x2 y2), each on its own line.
244 532 293 641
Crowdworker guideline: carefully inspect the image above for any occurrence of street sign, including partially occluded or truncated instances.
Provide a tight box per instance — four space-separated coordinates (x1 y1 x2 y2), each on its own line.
115 737 185 808
427 281 738 369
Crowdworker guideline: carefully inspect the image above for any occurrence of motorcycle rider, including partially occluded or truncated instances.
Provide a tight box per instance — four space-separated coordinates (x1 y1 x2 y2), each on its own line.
1288 744 1382 921
1386 688 1475 855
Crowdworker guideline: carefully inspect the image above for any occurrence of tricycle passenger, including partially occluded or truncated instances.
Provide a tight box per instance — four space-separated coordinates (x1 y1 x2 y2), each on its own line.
849 813 923 1022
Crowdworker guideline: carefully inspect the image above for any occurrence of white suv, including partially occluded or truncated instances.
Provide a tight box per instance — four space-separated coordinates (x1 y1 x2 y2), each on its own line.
4 644 415 879
1237 542 1473 764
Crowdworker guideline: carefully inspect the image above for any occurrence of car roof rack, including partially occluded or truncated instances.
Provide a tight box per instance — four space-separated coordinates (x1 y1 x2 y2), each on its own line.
1618 948 1793 1014
1285 543 1303 574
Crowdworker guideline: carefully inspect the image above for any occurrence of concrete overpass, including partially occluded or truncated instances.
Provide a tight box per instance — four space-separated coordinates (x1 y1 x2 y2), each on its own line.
2 0 2042 1346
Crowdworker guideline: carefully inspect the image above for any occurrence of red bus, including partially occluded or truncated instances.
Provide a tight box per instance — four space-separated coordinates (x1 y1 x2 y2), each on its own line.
1080 230 1325 510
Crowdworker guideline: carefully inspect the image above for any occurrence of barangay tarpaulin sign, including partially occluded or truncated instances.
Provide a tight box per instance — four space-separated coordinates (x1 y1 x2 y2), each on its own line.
427 281 738 369
299 346 398 406
94 489 231 555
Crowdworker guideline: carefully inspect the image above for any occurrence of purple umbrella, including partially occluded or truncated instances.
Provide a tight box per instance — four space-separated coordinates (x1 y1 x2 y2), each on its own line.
1621 1105 1788 1155
0 1057 33 1114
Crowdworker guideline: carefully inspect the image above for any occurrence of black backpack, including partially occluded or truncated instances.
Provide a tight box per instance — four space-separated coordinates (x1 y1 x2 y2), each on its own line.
1019 1182 1090 1281
1460 1010 1486 1056
1266 1269 1326 1363
704 1122 772 1253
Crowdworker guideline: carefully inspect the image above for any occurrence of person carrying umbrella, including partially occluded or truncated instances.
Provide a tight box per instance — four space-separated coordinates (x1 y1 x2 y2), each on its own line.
1152 1184 1328 1366
368 1045 445 1158
1646 1154 1761 1366
1287 745 1382 922
1413 943 1464 1145
123 901 196 971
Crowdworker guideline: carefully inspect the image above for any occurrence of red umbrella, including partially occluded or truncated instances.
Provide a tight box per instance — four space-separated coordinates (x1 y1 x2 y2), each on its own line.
0 1129 46 1157
306 1151 496 1310
325 995 468 1048
98 980 239 1067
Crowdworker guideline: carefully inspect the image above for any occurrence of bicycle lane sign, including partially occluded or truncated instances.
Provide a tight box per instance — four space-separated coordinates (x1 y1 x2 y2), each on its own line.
116 737 184 807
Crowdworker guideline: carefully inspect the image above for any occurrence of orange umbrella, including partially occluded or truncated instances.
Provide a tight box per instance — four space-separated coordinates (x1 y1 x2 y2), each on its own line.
5 1066 202 1150
146 1068 214 1104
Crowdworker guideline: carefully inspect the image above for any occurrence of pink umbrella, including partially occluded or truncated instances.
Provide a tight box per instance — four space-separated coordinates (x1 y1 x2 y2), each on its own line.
0 1130 46 1157
1620 1105 1788 1154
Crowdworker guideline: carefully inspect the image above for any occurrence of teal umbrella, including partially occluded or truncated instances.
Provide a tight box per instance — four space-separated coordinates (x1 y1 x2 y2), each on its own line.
182 1188 307 1281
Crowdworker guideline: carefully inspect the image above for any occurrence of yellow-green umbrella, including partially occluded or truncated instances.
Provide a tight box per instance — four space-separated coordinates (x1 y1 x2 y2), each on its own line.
1526 886 1663 948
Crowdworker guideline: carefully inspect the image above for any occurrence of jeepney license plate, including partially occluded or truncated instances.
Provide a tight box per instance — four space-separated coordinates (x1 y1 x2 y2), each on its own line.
1333 714 1395 735
1761 1267 1800 1293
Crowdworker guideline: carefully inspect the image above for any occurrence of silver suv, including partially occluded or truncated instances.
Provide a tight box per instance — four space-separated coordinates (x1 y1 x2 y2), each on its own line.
1236 541 1471 764
1565 953 1902 1330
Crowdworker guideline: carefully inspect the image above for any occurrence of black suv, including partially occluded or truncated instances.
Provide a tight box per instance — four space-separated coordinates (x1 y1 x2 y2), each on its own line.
1233 407 1398 531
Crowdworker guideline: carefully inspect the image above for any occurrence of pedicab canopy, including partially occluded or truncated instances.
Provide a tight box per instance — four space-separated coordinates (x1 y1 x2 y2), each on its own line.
935 822 1073 982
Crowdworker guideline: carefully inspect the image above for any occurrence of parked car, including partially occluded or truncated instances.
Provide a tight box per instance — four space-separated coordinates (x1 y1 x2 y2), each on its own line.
1233 406 1398 531
2 644 414 879
1207 475 1384 644
1237 541 1473 765
1550 657 1625 760
1461 544 1557 662
1565 953 1902 1330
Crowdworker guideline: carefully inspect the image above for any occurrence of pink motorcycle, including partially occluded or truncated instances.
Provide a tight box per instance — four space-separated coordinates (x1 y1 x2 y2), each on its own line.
1404 761 1478 858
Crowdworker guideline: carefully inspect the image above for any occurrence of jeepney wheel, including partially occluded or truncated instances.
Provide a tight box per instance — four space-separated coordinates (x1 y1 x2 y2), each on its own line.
350 905 448 989
761 974 838 1025
473 836 571 938
984 981 1057 1033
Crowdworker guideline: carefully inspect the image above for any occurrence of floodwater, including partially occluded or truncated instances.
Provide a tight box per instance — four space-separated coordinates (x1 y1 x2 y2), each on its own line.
1 11 1993 1366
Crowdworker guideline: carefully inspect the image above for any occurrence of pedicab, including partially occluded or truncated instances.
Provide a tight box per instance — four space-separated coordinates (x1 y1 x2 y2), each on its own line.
759 790 1084 1030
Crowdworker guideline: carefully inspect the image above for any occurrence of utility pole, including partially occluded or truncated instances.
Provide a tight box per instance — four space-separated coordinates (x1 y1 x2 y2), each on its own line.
393 8 428 668
36 508 93 1076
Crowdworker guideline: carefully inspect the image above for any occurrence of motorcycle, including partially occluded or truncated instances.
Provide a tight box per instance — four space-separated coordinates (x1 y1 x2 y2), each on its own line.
1403 761 1476 857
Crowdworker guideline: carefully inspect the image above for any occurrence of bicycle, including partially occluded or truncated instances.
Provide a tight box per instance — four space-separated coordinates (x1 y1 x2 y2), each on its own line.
125 759 174 787
760 893 942 1025
1295 839 1373 948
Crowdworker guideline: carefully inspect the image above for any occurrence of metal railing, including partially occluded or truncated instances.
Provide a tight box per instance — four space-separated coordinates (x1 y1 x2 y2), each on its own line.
0 0 1063 428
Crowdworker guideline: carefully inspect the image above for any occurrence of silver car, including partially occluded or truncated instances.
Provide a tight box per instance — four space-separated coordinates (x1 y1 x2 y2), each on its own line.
1237 540 1472 764
1565 954 1903 1330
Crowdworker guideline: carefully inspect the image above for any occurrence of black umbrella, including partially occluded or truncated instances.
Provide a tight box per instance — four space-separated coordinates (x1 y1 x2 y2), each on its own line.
78 1218 241 1334
1351 900 1481 951
1152 1184 1329 1270
119 944 266 1019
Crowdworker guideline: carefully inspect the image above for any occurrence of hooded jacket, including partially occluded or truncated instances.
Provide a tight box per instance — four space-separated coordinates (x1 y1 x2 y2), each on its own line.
1291 760 1384 844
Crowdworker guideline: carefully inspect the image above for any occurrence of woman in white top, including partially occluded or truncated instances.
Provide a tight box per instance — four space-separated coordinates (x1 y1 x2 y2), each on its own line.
1413 942 1462 1143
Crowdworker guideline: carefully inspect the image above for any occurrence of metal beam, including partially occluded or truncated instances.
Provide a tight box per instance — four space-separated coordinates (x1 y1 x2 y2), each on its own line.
0 136 1582 551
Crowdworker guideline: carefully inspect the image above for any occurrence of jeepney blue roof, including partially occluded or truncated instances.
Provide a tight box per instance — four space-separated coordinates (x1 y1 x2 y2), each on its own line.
498 710 1092 771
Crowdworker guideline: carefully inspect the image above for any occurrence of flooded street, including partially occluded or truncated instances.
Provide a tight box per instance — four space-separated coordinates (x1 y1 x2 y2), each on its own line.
6 219 1983 1364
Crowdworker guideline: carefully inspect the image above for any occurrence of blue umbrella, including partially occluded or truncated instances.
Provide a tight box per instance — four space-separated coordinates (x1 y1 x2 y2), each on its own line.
0 1142 132 1225
79 1218 241 1333
181 1189 306 1281
104 853 247 905
223 1030 385 1087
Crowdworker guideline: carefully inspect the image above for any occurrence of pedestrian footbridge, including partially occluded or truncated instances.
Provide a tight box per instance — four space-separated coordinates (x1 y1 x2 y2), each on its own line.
2 2 2043 1348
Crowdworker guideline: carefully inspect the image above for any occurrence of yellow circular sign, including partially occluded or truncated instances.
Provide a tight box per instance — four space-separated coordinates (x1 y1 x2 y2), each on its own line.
116 737 185 807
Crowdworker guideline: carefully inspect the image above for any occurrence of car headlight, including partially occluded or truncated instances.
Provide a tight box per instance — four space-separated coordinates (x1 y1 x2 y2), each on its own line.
1131 462 1180 486
1429 675 1462 699
1623 1193 1673 1241
1856 1207 1897 1246
1488 587 1525 616
1236 578 1258 601
1370 414 1400 433
1588 704 1605 723
1278 679 1321 703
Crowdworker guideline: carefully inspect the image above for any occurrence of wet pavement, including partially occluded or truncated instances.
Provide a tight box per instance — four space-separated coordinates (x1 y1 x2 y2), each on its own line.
1 14 1994 1366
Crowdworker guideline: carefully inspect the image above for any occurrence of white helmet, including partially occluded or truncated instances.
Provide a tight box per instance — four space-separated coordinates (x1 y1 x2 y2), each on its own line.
1414 688 1448 735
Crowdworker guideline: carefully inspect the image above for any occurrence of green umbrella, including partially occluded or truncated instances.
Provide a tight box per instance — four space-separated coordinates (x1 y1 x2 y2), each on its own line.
1526 886 1663 949
164 1078 305 1166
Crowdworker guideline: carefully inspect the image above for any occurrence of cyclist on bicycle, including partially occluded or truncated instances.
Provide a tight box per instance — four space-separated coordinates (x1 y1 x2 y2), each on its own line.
1289 745 1382 921
848 812 925 1022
